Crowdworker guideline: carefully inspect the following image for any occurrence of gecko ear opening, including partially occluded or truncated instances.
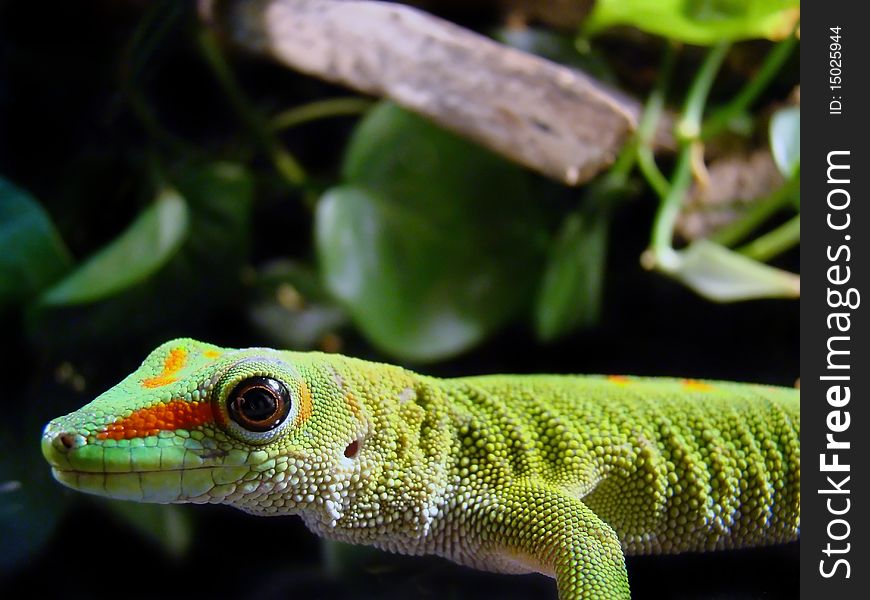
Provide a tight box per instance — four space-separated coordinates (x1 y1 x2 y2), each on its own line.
344 439 360 458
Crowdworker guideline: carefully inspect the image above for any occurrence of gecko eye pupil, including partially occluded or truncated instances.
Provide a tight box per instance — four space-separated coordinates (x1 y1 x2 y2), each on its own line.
227 377 291 432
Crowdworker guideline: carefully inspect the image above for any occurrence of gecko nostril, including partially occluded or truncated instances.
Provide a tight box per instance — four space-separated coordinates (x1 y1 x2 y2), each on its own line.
52 432 85 452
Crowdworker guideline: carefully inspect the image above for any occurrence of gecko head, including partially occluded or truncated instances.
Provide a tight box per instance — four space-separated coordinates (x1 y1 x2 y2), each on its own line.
41 338 362 516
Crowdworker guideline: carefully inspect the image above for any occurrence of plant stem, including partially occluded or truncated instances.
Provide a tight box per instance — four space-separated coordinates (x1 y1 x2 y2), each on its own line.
271 97 374 131
650 43 729 270
711 176 799 247
702 30 798 139
636 149 670 201
678 41 731 141
197 29 307 186
650 148 692 269
738 214 800 261
636 43 675 200
122 1 190 152
595 137 638 200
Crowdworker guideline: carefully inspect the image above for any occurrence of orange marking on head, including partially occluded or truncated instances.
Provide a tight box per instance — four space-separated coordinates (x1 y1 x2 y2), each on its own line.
295 381 313 426
682 379 713 392
141 348 188 388
607 375 630 385
203 350 222 359
97 400 213 440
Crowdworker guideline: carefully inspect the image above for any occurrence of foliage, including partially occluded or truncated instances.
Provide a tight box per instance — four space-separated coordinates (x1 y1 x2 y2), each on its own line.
638 38 800 301
585 0 800 44
26 162 254 347
317 104 547 360
40 188 189 306
0 178 71 308
770 106 800 178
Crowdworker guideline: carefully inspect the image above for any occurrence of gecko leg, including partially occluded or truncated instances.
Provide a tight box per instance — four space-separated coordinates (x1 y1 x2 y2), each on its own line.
485 483 630 600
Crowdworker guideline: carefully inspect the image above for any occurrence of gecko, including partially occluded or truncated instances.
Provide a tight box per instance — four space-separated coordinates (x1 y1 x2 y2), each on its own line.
41 338 800 599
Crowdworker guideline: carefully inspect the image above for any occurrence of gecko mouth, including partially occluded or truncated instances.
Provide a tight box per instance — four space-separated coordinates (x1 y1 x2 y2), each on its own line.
42 427 252 502
50 464 250 503
49 464 245 475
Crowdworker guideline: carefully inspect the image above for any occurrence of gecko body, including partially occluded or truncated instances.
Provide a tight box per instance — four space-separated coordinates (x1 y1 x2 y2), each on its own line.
42 339 800 599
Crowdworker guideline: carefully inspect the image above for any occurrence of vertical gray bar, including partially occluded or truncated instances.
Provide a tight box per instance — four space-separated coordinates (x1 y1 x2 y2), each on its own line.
802 3 868 597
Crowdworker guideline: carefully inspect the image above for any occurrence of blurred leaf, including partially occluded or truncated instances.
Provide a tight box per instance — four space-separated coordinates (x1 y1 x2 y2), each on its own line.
769 106 800 178
105 501 192 559
584 0 800 44
27 162 253 347
0 177 71 308
248 260 348 350
666 240 799 300
317 103 547 362
40 188 188 306
535 208 609 341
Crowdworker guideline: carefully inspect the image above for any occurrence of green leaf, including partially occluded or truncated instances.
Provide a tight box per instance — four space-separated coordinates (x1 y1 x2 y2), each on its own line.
105 501 193 559
317 103 547 362
0 177 71 308
28 162 253 347
666 240 799 300
535 208 609 341
40 188 188 306
770 106 800 178
584 0 800 45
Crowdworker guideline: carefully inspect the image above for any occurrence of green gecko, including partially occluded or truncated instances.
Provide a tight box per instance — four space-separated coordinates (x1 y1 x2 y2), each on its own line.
41 338 800 599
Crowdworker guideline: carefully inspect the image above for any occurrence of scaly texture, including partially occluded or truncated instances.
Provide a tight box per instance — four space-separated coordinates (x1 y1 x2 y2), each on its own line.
42 339 800 599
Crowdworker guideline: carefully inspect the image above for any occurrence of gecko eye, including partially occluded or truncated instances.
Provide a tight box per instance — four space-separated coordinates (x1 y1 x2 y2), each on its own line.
227 377 291 432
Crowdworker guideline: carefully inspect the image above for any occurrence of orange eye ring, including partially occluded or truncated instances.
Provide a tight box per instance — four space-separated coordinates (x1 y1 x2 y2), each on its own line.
227 376 291 432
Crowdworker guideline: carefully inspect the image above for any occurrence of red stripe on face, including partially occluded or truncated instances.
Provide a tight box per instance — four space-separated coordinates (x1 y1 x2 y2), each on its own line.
97 400 213 440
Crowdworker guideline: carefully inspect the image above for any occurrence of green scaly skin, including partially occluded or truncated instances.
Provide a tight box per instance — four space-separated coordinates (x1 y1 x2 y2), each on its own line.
42 339 800 599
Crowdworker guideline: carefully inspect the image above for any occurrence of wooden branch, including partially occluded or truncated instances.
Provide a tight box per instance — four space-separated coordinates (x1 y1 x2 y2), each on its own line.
204 0 671 185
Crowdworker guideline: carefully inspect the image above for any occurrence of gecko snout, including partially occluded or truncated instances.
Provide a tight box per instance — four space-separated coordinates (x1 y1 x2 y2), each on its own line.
41 423 86 471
